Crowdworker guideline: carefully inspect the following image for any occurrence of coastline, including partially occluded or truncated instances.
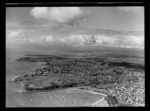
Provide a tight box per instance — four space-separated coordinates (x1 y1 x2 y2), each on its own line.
68 87 112 107
73 87 108 97
11 54 145 107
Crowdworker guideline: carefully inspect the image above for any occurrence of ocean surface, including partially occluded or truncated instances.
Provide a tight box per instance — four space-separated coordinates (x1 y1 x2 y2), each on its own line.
6 49 105 107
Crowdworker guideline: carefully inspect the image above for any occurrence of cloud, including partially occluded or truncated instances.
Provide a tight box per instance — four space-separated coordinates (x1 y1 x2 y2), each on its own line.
50 35 96 46
30 7 85 26
6 30 25 45
6 28 144 49
6 30 23 39
40 35 53 42
94 35 118 45
117 7 144 13
40 34 144 48
122 35 144 46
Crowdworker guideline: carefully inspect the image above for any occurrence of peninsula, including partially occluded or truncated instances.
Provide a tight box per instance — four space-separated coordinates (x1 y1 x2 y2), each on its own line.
13 53 145 107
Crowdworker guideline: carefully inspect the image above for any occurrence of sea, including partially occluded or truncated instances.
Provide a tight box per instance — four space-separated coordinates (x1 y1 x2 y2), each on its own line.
6 49 105 107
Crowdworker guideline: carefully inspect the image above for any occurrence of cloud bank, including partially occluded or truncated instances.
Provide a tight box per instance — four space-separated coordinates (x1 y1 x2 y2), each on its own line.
6 29 144 49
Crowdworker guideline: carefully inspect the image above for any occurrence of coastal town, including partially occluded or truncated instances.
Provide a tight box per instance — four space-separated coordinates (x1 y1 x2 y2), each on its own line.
14 54 145 107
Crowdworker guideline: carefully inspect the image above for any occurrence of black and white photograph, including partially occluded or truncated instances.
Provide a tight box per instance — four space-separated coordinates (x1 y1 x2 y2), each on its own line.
6 3 145 107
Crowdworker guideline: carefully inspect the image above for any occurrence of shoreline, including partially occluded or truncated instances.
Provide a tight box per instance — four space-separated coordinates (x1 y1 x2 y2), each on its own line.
72 87 108 97
13 83 108 97
16 84 108 96
10 54 144 107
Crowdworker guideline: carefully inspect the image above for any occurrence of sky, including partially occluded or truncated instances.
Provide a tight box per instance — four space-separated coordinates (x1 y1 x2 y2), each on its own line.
6 7 144 50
